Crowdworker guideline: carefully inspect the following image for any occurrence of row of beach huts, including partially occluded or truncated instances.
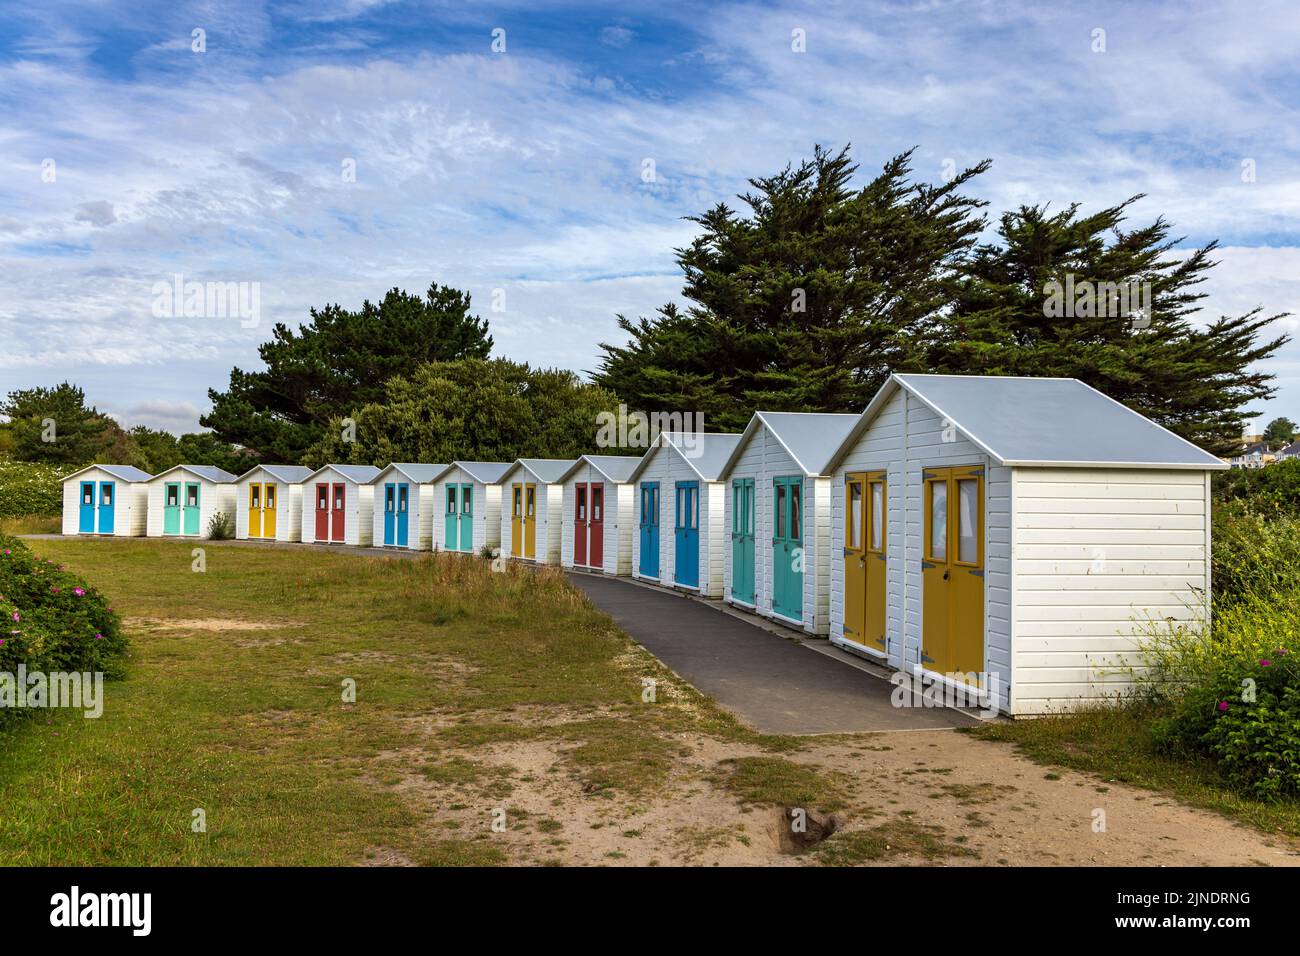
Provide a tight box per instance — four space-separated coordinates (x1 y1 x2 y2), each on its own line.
60 374 1226 716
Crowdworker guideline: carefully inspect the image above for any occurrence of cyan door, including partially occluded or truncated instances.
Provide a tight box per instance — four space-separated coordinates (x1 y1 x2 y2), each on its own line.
163 482 181 535
97 482 115 534
78 481 95 533
772 476 804 621
638 482 660 578
396 483 409 547
674 480 699 588
731 478 755 604
458 484 473 552
383 483 397 545
445 485 459 549
183 482 201 535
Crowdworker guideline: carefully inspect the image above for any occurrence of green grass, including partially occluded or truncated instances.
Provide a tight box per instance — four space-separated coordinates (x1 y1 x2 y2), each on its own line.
0 540 774 865
716 756 847 812
969 706 1300 838
813 817 979 865
0 515 60 535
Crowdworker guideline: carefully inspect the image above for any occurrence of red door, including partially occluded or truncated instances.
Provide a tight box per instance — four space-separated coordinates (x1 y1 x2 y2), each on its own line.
574 483 588 566
314 483 329 541
589 483 604 568
331 483 346 542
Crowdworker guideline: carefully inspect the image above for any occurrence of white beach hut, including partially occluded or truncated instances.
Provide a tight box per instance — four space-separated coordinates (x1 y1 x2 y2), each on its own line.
717 412 858 634
234 464 314 542
370 463 447 551
824 373 1226 716
61 464 153 537
627 432 743 597
301 464 381 546
431 461 511 555
495 459 578 565
145 465 238 539
558 455 642 575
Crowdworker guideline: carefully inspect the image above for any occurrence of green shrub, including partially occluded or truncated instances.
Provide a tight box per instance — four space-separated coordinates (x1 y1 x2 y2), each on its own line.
207 511 235 540
0 535 128 728
1211 509 1300 605
1214 458 1300 517
1142 590 1300 798
0 460 67 518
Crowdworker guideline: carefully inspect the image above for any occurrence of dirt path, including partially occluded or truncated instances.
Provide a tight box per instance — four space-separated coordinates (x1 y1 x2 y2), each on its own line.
382 724 1300 867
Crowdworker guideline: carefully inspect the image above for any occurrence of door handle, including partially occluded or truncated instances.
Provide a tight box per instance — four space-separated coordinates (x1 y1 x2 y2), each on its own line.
943 569 950 581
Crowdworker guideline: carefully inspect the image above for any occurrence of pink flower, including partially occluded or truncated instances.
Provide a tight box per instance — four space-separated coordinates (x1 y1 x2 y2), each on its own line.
10 611 17 622
95 633 103 640
73 587 85 597
51 587 60 594
1217 700 1230 713
1260 659 1273 667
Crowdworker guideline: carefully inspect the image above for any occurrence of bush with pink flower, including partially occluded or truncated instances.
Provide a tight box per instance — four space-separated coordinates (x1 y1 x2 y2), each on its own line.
0 534 127 727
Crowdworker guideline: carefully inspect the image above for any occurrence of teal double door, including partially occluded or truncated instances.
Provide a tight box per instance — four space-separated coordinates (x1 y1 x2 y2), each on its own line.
383 482 410 547
78 481 115 534
444 483 474 552
163 481 201 535
730 478 755 604
771 476 804 621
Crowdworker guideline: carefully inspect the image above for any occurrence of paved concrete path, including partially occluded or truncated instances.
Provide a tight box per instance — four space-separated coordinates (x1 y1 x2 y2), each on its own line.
567 573 981 735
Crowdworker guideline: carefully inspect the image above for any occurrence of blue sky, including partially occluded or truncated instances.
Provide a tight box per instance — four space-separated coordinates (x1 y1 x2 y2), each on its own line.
2 0 1299 435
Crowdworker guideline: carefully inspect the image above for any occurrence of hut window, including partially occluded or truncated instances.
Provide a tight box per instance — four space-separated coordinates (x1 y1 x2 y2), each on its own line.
461 488 472 514
957 478 978 564
101 485 113 506
928 479 947 561
869 480 883 551
186 486 198 507
592 487 602 521
847 481 862 549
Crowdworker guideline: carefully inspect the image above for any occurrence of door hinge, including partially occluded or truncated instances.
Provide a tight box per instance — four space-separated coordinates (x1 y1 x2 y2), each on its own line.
921 560 936 569
968 569 984 578
921 652 935 663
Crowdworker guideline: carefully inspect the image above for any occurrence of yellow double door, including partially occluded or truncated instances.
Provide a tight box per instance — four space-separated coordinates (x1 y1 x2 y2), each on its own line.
842 466 985 679
247 482 277 539
921 465 984 678
510 482 537 559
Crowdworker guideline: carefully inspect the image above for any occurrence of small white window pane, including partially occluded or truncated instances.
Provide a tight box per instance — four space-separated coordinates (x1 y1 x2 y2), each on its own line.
930 481 947 560
847 484 861 549
870 482 883 551
958 479 978 564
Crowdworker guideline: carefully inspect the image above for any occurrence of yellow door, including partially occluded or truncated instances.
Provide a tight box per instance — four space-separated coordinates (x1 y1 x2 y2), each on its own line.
864 471 887 652
524 483 537 559
843 474 867 643
248 483 262 538
511 484 523 557
921 466 984 682
263 483 277 538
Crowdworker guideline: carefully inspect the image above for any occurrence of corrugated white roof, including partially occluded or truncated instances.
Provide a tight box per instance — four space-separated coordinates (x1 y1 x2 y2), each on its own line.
433 461 513 484
62 464 154 483
304 463 382 484
148 464 238 483
496 458 579 485
720 411 859 478
374 462 448 484
234 464 315 484
828 374 1227 471
557 454 643 484
628 432 744 483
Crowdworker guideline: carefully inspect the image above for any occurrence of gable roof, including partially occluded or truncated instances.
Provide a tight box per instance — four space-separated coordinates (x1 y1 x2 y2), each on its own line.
303 463 382 484
719 411 859 479
234 464 315 484
628 431 744 483
432 461 513 484
61 463 154 483
495 458 579 485
373 462 448 484
828 374 1227 472
557 454 644 484
148 463 238 483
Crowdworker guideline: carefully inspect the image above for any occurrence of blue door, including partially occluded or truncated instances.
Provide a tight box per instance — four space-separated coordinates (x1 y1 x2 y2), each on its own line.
674 480 699 587
78 481 95 533
396 483 409 547
97 482 115 534
383 483 396 545
638 482 660 578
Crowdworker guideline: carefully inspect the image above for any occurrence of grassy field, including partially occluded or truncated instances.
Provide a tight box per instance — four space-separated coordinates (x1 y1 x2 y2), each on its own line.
0 515 60 535
0 539 813 865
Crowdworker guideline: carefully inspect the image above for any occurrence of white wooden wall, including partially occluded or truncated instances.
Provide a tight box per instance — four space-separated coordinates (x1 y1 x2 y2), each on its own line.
300 474 371 546
370 480 434 551
146 475 234 539
236 473 297 542
1009 467 1209 715
560 466 633 575
630 446 725 596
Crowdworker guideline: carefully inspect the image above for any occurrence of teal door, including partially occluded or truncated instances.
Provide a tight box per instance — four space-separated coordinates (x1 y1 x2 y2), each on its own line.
396 483 409 547
772 476 804 621
97 482 115 534
183 482 201 535
163 482 181 534
78 482 96 533
458 484 473 552
638 482 660 577
731 478 755 604
383 483 397 545
674 480 699 587
444 485 459 549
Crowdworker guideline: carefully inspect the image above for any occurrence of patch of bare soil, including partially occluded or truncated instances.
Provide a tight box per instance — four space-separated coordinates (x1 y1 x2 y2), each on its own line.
127 616 307 632
371 720 1300 867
